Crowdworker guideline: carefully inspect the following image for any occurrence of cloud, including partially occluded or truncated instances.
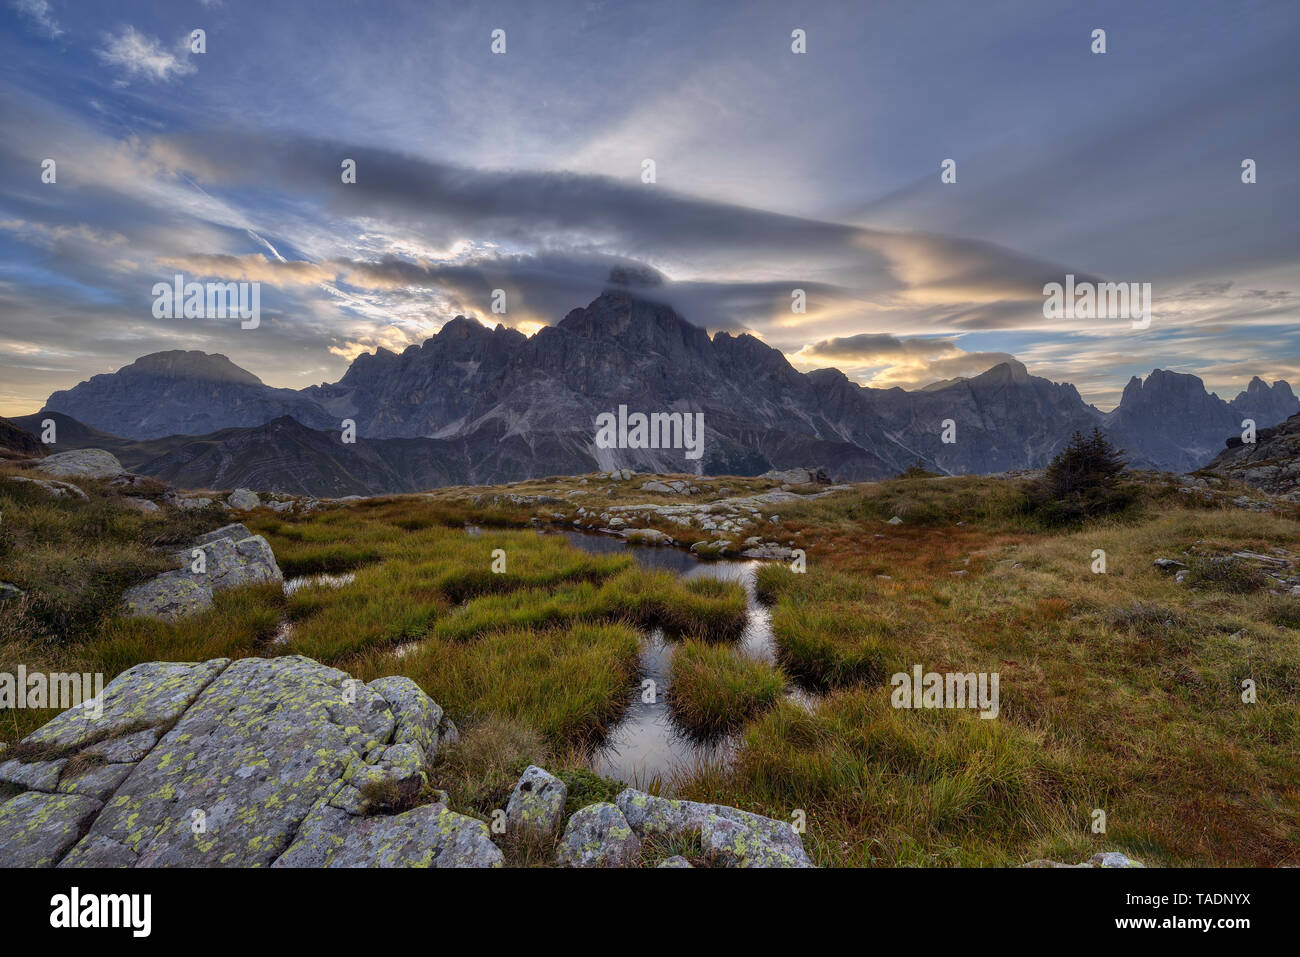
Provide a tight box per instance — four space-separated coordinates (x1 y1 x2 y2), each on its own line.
13 0 62 38
789 332 1017 389
96 27 196 83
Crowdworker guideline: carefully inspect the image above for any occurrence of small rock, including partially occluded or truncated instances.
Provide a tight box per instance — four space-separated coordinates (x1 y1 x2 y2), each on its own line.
657 855 693 868
886 516 903 525
506 765 567 838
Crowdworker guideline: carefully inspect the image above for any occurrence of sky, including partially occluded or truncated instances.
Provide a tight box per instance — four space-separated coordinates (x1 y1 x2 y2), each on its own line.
1 0 1297 416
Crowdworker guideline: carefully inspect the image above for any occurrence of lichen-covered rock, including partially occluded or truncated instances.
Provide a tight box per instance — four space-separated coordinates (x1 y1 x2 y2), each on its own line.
615 788 812 868
506 765 567 837
657 855 693 868
21 659 227 752
0 758 65 792
274 800 502 868
555 802 640 867
226 488 261 510
343 743 427 809
57 762 135 800
124 525 281 621
34 448 125 480
174 534 282 591
1023 851 1146 868
121 571 213 621
701 815 812 868
367 676 443 760
59 656 393 867
0 792 103 867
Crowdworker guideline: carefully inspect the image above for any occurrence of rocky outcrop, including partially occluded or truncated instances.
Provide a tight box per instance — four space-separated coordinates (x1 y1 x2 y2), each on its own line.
34 448 125 480
0 656 488 868
1203 412 1300 495
122 523 282 621
0 656 826 869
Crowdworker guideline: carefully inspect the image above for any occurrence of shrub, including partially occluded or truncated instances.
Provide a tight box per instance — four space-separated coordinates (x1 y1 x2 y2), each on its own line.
1027 428 1136 525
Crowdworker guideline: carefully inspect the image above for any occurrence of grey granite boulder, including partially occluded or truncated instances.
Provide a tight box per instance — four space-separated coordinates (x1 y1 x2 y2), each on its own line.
34 448 125 480
227 488 261 510
367 675 443 761
0 656 471 869
506 765 567 838
274 798 502 868
615 788 812 868
59 656 393 867
121 571 214 621
0 792 103 867
124 524 281 621
555 802 640 867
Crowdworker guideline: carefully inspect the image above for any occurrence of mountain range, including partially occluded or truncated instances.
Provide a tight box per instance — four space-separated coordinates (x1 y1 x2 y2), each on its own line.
21 277 1299 495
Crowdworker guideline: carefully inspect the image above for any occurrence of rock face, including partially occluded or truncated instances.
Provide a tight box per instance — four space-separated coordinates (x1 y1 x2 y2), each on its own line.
34 448 125 480
1203 411 1300 495
122 523 282 621
0 656 488 868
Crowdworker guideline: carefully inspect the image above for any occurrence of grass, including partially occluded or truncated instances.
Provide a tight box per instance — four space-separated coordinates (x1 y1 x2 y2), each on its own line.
1 462 1297 867
668 639 785 738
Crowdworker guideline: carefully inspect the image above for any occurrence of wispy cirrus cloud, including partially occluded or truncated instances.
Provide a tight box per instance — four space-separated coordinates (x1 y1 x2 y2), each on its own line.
96 26 196 83
13 0 62 38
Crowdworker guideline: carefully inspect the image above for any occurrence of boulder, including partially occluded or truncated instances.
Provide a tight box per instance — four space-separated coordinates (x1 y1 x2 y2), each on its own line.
227 488 261 511
555 802 640 867
615 788 812 868
622 528 673 546
274 799 502 868
505 765 568 838
34 449 125 480
121 571 213 621
0 792 103 867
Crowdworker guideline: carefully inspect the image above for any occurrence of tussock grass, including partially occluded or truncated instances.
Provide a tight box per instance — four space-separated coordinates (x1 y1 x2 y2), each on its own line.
668 640 785 738
351 621 641 747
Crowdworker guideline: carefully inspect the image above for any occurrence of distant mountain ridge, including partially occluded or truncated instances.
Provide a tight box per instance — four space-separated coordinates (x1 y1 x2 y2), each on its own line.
33 281 1300 490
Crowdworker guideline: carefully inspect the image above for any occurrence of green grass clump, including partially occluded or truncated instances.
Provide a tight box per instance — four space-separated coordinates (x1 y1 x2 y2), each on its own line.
669 640 785 738
1183 557 1268 594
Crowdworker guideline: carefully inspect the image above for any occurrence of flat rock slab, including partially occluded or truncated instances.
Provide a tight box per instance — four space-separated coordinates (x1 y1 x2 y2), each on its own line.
21 659 228 752
0 792 102 867
60 656 394 867
274 800 502 868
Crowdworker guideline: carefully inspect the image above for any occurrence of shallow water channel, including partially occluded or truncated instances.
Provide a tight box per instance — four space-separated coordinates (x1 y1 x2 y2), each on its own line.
557 530 802 787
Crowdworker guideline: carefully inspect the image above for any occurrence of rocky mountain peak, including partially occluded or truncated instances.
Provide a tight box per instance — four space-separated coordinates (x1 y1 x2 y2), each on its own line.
127 350 264 386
